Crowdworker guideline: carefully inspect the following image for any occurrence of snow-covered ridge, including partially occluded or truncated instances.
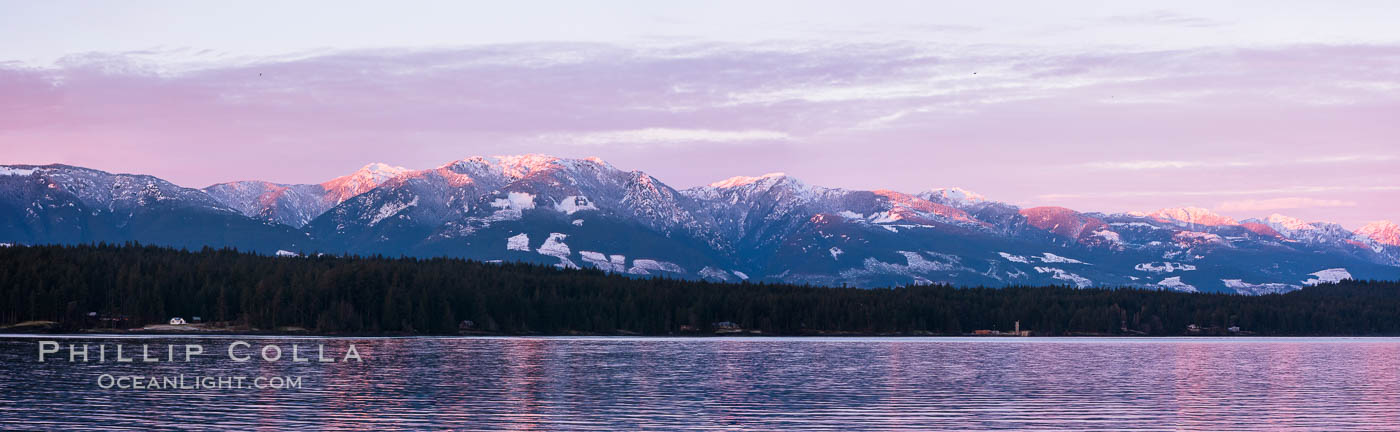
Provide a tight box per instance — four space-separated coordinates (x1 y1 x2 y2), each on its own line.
2 164 230 213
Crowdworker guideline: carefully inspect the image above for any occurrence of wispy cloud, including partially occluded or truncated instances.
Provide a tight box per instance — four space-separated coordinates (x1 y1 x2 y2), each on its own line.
538 128 791 147
1217 197 1358 212
3 41 1400 227
1079 160 1257 170
1040 185 1400 200
1102 11 1227 28
1079 155 1396 171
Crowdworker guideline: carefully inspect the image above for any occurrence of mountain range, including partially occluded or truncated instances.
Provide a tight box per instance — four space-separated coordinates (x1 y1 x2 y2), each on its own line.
3 156 1398 294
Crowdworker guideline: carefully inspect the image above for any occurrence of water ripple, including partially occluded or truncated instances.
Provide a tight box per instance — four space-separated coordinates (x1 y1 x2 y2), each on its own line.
1 336 1398 430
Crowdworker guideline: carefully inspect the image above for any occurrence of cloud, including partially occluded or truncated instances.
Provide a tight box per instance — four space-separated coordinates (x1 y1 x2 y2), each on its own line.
1079 155 1396 171
1079 160 1256 170
538 128 791 147
1216 197 1358 212
1040 186 1400 200
1102 11 1227 28
3 40 1400 231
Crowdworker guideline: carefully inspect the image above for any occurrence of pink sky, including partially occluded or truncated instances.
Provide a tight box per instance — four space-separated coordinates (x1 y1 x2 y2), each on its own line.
1 2 1398 228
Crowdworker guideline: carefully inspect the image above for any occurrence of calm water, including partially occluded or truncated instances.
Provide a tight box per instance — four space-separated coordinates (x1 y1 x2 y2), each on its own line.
1 336 1399 431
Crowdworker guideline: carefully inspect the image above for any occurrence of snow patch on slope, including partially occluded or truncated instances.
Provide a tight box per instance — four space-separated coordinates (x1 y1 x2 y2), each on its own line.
698 266 733 281
369 197 418 226
1222 279 1299 295
537 232 570 257
999 252 1030 263
486 192 537 222
1173 231 1227 247
580 251 626 272
829 247 844 260
553 196 598 215
1091 229 1121 243
491 192 536 211
1156 276 1197 293
629 259 686 275
1038 253 1086 264
1135 262 1197 273
1033 267 1092 288
536 232 577 269
1302 268 1351 285
868 211 901 224
506 233 530 251
842 251 963 281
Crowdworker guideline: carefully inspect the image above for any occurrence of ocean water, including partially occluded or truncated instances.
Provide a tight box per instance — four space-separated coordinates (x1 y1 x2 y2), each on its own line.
1 335 1398 430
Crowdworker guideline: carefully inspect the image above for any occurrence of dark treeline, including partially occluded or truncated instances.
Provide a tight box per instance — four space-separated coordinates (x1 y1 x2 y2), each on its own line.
2 244 1399 336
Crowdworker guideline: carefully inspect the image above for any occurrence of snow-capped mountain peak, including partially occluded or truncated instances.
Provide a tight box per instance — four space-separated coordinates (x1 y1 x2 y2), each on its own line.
584 156 614 169
1265 213 1315 231
1243 213 1358 245
924 187 986 206
1148 207 1238 227
1357 220 1400 246
359 162 409 178
1020 206 1109 242
321 162 410 204
708 172 790 189
492 154 567 179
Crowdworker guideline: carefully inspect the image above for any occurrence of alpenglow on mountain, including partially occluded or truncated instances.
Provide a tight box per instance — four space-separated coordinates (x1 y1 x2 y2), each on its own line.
2 156 1397 294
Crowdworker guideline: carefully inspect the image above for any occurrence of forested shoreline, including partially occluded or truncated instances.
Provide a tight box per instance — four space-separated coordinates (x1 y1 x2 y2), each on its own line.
2 244 1399 336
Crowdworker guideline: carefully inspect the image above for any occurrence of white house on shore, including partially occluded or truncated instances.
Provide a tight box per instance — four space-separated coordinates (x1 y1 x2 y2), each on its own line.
169 317 187 325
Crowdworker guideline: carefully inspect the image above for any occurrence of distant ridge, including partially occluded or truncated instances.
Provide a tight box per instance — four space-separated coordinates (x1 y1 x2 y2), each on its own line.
2 155 1398 293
